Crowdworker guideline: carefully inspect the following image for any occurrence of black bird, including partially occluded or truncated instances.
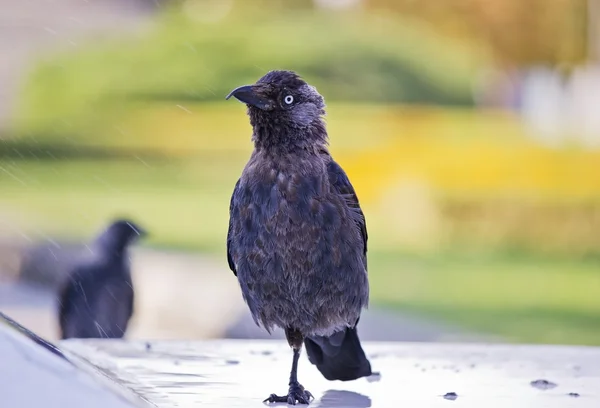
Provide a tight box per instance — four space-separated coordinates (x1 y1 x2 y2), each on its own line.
226 70 372 405
57 219 147 340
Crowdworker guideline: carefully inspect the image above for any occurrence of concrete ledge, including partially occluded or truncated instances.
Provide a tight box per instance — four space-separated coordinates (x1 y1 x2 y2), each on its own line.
2 310 598 408
0 312 144 408
61 339 600 408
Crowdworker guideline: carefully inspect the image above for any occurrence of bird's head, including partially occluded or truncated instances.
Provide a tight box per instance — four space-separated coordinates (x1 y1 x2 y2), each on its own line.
94 219 147 255
226 70 327 150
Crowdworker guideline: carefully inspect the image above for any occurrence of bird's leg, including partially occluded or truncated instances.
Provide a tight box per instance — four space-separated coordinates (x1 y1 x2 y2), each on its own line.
264 329 314 405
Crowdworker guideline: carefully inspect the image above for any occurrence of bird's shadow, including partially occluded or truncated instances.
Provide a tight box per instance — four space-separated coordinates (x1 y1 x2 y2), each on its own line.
314 390 372 408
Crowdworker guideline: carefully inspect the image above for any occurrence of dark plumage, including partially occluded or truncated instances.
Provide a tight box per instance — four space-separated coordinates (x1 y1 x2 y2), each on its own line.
57 219 147 340
226 70 372 404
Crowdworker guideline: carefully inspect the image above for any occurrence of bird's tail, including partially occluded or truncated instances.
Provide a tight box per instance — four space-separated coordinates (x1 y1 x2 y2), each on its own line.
304 325 372 381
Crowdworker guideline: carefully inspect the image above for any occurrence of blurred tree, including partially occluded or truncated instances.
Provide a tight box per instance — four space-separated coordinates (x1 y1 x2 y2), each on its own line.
13 6 484 140
366 0 588 67
589 0 600 62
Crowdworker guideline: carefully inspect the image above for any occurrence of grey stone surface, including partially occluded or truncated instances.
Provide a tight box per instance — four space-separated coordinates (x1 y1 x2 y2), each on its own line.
2 247 494 343
62 339 600 408
1 276 497 345
0 280 54 308
0 248 247 341
0 312 144 408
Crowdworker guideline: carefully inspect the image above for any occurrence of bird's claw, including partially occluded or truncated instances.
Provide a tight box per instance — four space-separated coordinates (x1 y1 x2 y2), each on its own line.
263 383 313 405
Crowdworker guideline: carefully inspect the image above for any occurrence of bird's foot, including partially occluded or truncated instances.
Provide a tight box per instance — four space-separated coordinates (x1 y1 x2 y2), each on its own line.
263 382 313 405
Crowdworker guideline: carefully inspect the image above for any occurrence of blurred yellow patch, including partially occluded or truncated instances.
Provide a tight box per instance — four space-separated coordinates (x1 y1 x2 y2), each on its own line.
115 103 600 200
99 103 600 253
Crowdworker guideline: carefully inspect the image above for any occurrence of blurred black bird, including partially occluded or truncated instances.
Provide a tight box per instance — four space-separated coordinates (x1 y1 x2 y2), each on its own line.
57 219 147 340
226 70 372 405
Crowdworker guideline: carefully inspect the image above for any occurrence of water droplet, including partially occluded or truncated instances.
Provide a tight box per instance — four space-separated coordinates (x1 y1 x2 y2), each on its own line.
530 379 557 390
443 392 458 401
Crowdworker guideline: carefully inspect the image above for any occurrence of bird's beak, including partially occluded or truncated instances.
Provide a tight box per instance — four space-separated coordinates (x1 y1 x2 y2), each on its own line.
225 85 273 110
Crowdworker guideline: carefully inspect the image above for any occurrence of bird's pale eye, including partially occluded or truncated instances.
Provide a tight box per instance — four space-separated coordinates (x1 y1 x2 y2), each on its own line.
284 95 294 105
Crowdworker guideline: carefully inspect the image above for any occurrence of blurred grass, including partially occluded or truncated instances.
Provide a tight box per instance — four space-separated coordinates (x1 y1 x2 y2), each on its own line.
5 102 600 254
370 251 600 346
3 104 600 345
15 101 600 254
0 156 239 252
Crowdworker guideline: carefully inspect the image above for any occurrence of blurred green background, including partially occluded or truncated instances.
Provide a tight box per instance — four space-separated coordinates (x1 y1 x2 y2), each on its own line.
1 0 600 345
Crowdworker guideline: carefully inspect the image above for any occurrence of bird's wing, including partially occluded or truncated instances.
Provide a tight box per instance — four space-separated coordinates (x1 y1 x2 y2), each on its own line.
57 264 98 338
57 274 78 337
326 159 368 258
226 178 241 276
92 277 134 338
